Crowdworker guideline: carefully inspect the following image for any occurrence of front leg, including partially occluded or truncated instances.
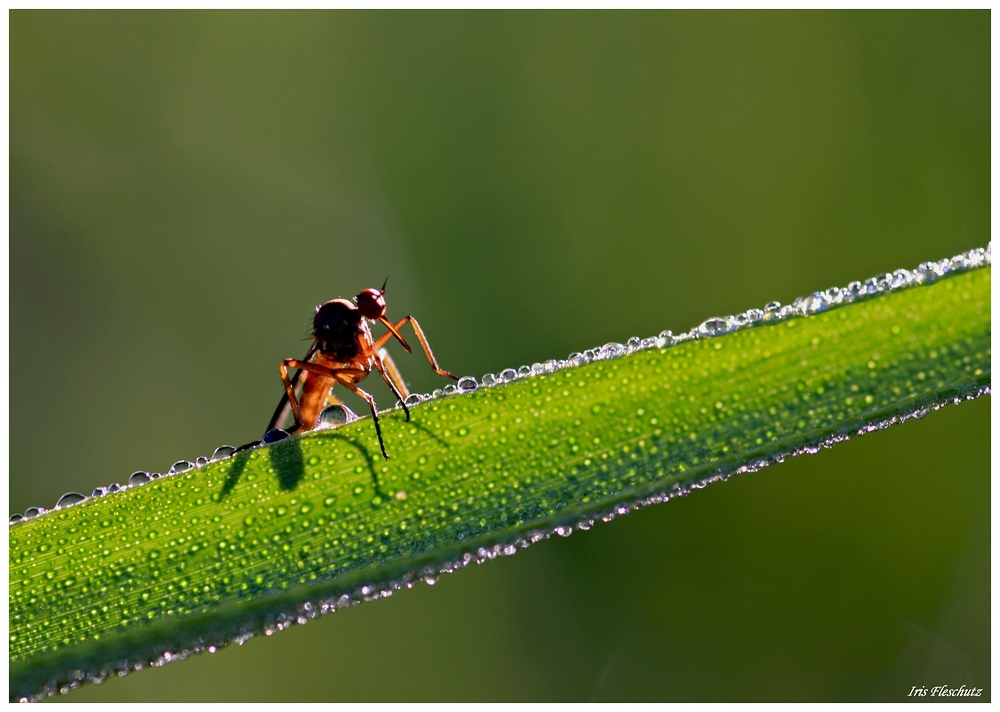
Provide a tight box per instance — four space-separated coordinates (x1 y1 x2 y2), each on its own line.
375 315 458 380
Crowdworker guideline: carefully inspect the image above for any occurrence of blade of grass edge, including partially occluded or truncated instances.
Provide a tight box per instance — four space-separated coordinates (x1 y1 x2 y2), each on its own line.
10 260 991 701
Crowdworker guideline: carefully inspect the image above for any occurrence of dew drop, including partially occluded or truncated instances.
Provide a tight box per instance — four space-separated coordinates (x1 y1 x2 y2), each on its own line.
499 368 517 383
403 394 423 407
92 487 109 498
169 461 194 474
799 293 827 314
261 429 289 444
211 446 236 462
55 492 88 509
107 484 121 494
457 376 478 393
599 343 625 359
315 404 358 429
517 365 532 377
196 457 209 467
128 472 151 487
480 373 497 387
9 514 23 525
23 507 42 520
443 384 458 395
656 330 675 348
696 317 733 337
626 336 642 351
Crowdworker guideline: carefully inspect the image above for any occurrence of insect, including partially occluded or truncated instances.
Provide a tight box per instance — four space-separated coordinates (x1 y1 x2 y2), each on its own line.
266 280 457 459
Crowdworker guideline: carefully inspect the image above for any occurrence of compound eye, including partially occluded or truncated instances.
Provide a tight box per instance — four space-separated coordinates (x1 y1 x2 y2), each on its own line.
356 288 386 319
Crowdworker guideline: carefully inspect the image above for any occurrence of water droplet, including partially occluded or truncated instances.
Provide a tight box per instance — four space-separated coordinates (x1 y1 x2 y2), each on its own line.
626 336 642 351
656 331 675 348
457 376 478 393
23 507 43 520
211 446 236 462
599 342 625 359
799 293 827 314
196 457 209 467
764 301 781 311
517 366 532 377
261 429 289 444
169 460 194 474
128 472 151 487
403 394 423 407
107 484 121 494
92 486 109 498
480 373 497 387
443 384 458 395
696 318 733 337
315 404 358 429
499 368 517 383
55 492 88 509
567 352 587 366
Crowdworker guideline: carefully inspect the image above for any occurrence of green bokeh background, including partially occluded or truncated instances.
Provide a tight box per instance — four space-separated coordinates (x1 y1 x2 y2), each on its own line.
11 10 989 702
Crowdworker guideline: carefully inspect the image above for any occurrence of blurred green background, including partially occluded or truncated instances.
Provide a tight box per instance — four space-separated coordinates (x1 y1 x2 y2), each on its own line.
11 10 989 702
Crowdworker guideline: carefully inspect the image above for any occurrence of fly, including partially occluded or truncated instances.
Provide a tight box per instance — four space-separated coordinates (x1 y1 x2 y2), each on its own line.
266 279 457 459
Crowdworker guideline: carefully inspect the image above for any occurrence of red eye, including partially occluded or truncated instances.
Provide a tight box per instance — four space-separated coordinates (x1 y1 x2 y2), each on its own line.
356 288 386 319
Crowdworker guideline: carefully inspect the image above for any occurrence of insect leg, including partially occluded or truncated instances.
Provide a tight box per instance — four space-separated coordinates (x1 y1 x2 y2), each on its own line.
335 377 390 459
276 360 364 433
374 316 458 380
276 359 305 432
376 349 410 421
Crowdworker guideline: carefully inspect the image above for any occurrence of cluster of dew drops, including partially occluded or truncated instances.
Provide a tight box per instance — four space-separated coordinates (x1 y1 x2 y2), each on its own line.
10 244 990 528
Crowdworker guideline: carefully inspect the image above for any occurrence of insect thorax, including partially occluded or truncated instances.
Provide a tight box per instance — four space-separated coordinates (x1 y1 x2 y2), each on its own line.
314 299 365 360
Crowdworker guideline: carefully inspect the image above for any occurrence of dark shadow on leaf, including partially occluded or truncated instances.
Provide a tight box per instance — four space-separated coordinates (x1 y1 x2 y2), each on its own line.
268 438 306 491
219 450 252 499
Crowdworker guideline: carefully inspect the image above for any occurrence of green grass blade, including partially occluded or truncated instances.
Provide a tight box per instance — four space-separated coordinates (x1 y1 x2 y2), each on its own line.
10 260 990 701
